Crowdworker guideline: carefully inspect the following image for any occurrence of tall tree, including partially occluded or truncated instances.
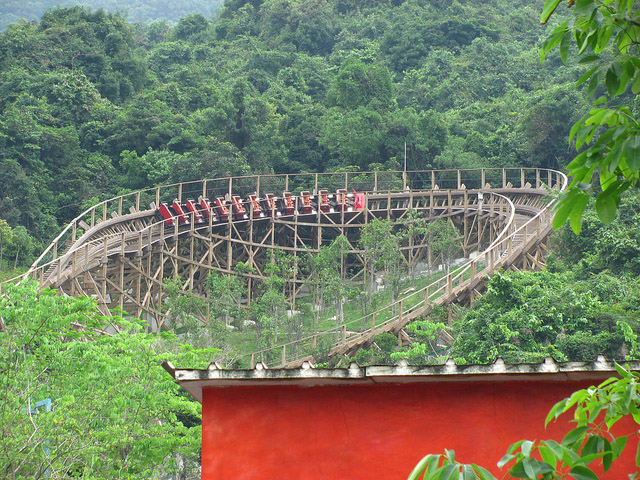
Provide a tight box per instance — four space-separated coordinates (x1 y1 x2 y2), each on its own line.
360 218 405 310
0 220 12 272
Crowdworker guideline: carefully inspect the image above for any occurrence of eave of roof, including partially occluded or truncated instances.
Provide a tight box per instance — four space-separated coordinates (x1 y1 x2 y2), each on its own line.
163 356 639 403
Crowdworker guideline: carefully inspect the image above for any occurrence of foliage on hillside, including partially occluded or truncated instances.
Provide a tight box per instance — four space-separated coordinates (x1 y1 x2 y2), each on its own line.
0 1 224 31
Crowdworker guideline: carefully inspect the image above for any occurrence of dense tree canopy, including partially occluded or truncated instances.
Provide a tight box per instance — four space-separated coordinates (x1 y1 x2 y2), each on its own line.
0 1 224 31
0 0 594 260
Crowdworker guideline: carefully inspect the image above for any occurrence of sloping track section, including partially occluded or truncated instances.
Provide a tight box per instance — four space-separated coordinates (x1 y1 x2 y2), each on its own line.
5 168 566 366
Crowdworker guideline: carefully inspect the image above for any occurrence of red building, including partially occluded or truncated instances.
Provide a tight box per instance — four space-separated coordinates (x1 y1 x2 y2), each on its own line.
165 357 639 480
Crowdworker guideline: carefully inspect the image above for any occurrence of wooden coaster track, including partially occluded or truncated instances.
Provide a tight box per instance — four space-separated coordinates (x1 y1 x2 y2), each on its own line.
2 168 566 365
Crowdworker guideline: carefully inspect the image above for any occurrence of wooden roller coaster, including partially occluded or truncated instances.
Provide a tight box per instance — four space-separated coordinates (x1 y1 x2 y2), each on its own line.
4 168 567 367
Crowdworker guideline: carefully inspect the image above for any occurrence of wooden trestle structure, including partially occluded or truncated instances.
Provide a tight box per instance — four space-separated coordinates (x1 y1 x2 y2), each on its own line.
6 168 566 366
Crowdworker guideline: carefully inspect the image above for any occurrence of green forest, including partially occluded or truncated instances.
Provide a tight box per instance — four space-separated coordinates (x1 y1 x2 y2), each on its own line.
0 0 591 255
0 0 224 31
2 0 640 477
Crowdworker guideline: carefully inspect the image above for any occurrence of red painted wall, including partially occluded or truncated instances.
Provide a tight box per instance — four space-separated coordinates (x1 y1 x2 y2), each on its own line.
201 380 637 480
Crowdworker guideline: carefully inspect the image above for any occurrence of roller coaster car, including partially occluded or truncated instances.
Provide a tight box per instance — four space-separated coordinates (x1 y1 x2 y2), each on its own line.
214 197 230 221
262 193 281 217
197 196 219 223
334 189 354 212
171 199 190 225
157 202 176 227
230 195 249 220
280 191 295 216
184 199 206 224
318 189 333 213
248 194 265 218
299 191 316 214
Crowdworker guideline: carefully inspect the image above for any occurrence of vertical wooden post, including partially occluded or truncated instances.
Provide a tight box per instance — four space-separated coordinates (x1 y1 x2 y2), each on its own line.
374 171 378 192
118 196 123 216
202 180 207 199
155 187 160 209
342 325 347 343
371 313 375 331
281 345 286 366
72 250 77 277
502 169 507 188
535 169 541 189
481 168 486 188
520 168 525 188
119 260 125 311
425 285 430 305
399 300 403 324
457 170 461 189
250 354 255 369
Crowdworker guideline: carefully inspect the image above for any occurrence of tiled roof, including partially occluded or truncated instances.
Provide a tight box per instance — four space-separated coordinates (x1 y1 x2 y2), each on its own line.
163 356 639 403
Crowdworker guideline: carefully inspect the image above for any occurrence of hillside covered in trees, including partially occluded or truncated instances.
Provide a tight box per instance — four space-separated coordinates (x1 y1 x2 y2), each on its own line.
0 0 591 259
0 0 224 31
